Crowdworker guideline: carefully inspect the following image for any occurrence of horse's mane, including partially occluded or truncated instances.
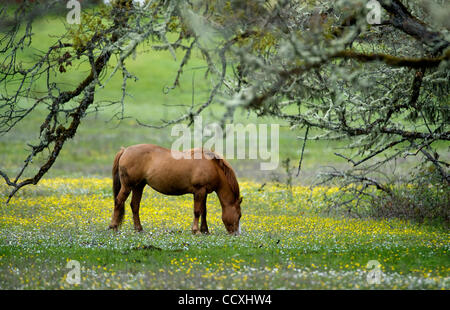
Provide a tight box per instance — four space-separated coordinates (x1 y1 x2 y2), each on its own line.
217 157 240 199
200 149 240 200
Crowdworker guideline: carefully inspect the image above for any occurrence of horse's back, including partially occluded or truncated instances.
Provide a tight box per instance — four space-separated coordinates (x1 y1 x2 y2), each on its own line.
118 144 220 195
117 144 163 183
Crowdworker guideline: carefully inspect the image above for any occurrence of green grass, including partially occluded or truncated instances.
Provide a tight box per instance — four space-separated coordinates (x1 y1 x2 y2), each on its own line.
0 178 448 289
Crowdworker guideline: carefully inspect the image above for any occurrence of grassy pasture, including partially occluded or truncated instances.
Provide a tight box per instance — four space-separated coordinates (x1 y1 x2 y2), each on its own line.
0 15 449 290
0 178 449 289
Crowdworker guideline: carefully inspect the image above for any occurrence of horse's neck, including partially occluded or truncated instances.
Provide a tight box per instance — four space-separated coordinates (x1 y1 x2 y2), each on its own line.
216 177 236 207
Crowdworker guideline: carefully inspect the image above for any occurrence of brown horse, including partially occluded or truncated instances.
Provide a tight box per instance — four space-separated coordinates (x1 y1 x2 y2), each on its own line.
109 144 242 235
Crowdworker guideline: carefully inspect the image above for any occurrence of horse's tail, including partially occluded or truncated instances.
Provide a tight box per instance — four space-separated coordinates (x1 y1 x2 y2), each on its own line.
112 147 125 204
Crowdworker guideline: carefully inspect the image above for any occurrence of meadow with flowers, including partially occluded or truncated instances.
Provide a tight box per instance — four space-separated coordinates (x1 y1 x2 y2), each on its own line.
0 177 448 289
0 15 449 290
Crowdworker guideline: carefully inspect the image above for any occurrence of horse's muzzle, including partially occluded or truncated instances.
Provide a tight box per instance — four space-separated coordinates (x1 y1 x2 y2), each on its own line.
231 222 241 236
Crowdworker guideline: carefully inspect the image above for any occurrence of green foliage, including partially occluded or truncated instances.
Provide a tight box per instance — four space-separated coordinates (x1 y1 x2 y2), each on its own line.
67 6 112 53
372 169 450 227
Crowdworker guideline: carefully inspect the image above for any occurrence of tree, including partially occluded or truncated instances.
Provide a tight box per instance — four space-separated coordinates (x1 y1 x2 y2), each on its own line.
0 0 186 201
199 0 450 215
1 0 449 207
194 0 450 214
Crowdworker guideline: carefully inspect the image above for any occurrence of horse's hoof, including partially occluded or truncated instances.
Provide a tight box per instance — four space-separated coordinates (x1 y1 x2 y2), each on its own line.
108 224 118 232
191 230 201 235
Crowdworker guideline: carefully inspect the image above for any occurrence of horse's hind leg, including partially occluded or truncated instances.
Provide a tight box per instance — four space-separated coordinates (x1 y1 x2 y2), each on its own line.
130 182 145 232
109 185 131 231
192 188 207 235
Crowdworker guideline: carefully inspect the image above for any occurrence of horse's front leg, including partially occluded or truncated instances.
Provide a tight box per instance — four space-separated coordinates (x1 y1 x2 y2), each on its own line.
192 188 207 235
200 196 209 234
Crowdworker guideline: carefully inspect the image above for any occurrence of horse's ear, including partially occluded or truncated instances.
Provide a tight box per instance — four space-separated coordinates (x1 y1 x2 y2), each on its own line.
239 196 243 204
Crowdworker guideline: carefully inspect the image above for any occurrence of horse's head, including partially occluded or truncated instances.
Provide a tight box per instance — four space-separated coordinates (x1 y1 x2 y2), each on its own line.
222 196 242 235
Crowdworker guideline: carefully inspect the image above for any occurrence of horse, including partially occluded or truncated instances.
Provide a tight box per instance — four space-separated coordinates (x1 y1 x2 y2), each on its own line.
108 144 242 235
